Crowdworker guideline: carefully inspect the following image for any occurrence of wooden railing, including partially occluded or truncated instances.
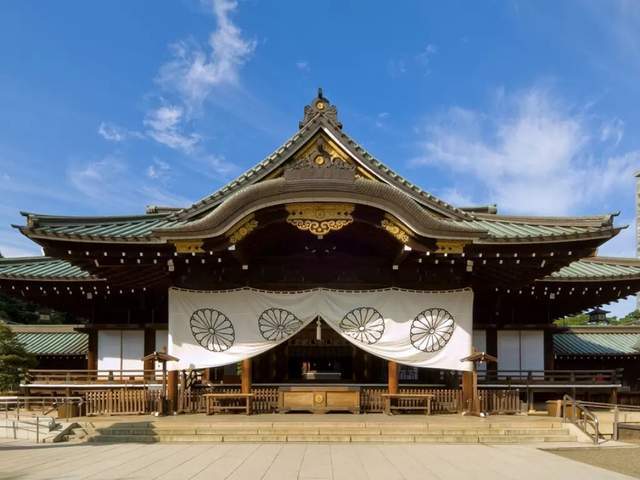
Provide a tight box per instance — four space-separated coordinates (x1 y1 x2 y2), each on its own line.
25 370 164 386
85 390 161 416
477 370 622 387
179 385 462 414
479 389 521 414
361 387 461 413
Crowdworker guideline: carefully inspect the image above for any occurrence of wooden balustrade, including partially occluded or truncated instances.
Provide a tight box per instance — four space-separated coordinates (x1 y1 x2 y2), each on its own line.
85 389 161 415
25 369 165 385
476 369 621 386
478 389 521 414
73 384 526 416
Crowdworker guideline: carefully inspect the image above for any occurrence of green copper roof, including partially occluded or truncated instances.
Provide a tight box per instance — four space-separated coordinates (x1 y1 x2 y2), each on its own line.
454 219 615 242
0 257 95 280
171 95 472 222
548 258 640 280
554 330 640 356
19 213 188 243
14 331 88 356
19 206 617 244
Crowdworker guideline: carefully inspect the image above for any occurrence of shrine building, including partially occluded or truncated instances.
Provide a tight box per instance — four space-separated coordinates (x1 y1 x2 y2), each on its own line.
2 90 640 414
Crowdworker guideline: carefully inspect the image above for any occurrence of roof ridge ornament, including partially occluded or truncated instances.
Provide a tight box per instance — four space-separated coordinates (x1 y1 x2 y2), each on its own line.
299 87 342 129
284 136 355 183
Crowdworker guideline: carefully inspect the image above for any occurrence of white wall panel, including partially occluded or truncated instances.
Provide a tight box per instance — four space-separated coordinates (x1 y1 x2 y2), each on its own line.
155 330 169 370
97 330 145 371
121 330 144 370
497 330 521 371
521 330 544 371
497 330 545 371
155 330 168 354
97 331 122 371
472 330 487 370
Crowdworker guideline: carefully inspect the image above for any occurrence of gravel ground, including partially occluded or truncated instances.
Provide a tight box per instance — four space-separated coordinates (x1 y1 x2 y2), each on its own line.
549 446 640 479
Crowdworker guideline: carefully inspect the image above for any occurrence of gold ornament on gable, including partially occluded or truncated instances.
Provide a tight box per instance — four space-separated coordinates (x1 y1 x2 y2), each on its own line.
286 203 354 237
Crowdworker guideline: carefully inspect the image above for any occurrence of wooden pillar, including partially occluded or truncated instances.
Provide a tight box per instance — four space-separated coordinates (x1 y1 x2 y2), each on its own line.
167 370 178 413
143 329 155 374
87 330 98 371
388 360 398 394
461 370 477 413
241 358 252 394
486 328 498 377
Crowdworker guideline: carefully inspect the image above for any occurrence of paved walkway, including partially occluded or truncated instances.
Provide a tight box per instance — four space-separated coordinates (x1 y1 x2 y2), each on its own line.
0 440 634 479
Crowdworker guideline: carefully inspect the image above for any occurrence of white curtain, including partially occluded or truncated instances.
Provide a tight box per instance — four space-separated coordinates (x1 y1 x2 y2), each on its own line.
168 287 473 372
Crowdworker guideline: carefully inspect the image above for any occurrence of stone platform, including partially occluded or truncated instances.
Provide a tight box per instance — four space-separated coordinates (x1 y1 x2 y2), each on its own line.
72 413 581 444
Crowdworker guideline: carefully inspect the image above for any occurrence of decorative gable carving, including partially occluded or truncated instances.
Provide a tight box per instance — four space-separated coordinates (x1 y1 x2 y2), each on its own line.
299 88 342 129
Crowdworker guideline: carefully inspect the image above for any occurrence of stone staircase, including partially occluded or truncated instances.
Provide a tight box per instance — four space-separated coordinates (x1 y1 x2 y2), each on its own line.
84 420 577 444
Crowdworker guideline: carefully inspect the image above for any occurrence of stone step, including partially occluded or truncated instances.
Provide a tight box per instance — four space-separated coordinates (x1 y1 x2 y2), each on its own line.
88 421 564 430
88 432 576 444
93 427 570 437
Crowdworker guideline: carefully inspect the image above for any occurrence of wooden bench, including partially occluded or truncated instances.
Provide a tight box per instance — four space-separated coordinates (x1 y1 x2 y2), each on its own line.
381 393 434 415
203 393 254 415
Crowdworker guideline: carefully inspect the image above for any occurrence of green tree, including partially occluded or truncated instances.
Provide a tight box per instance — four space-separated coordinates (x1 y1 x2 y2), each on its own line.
554 313 590 326
613 309 640 325
0 323 36 392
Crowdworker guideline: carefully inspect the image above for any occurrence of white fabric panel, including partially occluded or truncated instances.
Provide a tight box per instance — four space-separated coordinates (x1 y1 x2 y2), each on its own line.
97 331 121 371
521 330 544 371
169 287 473 372
497 330 520 371
121 330 144 371
472 330 487 371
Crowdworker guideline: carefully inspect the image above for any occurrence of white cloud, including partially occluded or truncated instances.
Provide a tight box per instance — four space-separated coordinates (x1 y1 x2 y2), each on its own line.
97 122 143 142
0 228 40 258
68 156 191 210
600 117 624 147
296 61 310 72
375 112 389 128
413 87 640 215
157 0 255 110
146 159 171 180
144 105 200 153
599 216 637 258
438 187 477 207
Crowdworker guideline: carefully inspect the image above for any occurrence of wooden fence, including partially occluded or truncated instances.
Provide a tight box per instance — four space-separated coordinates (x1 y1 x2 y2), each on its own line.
361 387 461 413
26 369 164 385
479 389 521 414
180 386 464 414
85 389 161 416
83 386 521 416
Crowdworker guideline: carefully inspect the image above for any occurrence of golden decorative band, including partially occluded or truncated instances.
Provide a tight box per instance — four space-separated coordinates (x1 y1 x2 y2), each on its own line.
227 215 259 244
380 217 410 244
435 240 467 254
286 203 354 237
173 240 204 254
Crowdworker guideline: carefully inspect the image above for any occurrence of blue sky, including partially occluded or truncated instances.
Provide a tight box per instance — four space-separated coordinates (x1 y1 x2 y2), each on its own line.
0 0 638 315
